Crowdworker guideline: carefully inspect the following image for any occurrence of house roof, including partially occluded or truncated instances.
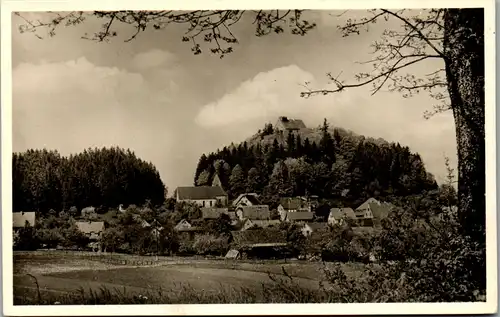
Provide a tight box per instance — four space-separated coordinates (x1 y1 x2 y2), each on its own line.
201 207 229 219
285 211 314 221
174 219 191 230
244 219 281 229
12 212 36 228
305 222 328 231
356 198 381 211
231 228 287 246
176 186 227 200
237 205 270 220
232 193 261 207
329 208 356 220
75 221 104 234
277 116 307 130
279 197 307 210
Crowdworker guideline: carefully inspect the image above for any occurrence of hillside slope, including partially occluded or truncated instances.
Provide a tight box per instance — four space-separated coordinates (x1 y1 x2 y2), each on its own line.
194 118 438 206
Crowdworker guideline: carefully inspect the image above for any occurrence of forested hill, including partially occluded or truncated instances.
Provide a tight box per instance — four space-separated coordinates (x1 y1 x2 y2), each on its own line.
12 147 166 214
194 119 438 206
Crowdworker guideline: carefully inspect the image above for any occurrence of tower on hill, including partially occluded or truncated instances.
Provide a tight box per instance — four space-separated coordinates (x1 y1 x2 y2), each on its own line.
274 116 306 133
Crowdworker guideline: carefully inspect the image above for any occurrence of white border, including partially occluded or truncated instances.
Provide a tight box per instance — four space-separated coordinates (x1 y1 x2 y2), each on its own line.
1 0 497 315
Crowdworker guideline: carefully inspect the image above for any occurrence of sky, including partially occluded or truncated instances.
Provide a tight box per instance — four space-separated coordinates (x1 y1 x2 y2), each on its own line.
11 10 457 192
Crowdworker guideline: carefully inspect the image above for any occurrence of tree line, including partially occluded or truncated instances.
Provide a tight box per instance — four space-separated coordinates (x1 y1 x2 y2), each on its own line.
194 119 438 204
12 147 166 214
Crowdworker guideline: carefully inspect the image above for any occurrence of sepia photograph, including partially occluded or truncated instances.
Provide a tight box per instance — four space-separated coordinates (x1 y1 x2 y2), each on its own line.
1 0 497 315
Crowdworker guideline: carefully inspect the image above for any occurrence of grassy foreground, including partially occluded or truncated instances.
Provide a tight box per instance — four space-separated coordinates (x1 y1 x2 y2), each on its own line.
14 251 370 304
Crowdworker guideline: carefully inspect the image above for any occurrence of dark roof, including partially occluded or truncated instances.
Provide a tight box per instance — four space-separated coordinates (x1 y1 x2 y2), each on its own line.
277 117 307 130
201 208 229 219
285 211 314 221
356 198 381 211
279 197 307 210
237 205 270 220
12 212 36 228
176 186 227 200
306 222 328 231
244 219 281 229
329 208 356 220
231 228 287 246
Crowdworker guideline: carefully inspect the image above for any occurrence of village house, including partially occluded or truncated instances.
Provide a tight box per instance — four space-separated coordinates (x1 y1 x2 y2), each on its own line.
301 222 329 237
175 185 228 208
235 205 271 221
240 219 281 231
174 219 203 241
13 211 36 230
280 210 315 223
81 206 98 220
75 221 105 252
201 207 230 220
232 193 262 208
328 207 356 226
274 116 307 133
75 221 105 240
278 197 311 214
354 198 395 227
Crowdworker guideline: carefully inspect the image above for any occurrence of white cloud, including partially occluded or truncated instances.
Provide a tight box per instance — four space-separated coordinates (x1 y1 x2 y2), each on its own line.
131 49 177 70
194 64 457 184
12 57 177 185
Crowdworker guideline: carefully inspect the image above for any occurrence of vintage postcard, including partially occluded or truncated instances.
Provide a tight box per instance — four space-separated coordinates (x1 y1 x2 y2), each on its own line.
1 0 497 315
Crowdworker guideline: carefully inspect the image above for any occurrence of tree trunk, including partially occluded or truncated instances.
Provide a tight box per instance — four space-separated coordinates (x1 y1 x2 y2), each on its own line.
443 9 485 242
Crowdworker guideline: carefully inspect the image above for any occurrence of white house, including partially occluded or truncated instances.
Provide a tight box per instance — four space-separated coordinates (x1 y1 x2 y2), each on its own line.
175 185 228 208
232 193 262 208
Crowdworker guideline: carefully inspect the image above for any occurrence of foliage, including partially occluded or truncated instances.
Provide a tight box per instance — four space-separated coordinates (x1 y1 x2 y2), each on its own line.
192 234 230 256
195 123 437 201
202 214 233 237
12 147 165 214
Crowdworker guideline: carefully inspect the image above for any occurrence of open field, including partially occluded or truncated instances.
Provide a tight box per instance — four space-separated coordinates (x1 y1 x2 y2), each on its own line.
13 251 369 304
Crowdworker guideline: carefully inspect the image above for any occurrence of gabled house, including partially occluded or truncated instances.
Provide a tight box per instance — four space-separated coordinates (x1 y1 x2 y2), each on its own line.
354 198 381 218
232 193 262 208
280 210 315 222
174 219 193 231
354 198 394 227
278 197 311 214
275 116 307 132
13 211 36 229
236 205 270 221
201 207 230 220
175 185 228 207
301 222 328 237
328 208 356 226
75 221 105 241
174 219 203 241
240 219 281 231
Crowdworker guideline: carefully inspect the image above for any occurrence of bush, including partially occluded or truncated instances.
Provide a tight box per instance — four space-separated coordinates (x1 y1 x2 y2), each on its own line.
192 234 229 256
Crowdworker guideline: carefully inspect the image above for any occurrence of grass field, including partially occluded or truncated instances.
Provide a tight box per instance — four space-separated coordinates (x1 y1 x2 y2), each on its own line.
13 251 368 304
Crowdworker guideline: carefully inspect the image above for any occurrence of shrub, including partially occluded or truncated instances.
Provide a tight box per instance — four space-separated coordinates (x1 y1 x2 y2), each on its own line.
192 234 229 256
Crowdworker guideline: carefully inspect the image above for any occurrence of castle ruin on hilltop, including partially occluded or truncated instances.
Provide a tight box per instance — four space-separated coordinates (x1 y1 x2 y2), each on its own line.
274 116 307 132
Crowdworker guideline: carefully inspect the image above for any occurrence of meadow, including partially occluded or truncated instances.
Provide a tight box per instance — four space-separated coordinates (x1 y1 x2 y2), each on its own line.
13 251 369 304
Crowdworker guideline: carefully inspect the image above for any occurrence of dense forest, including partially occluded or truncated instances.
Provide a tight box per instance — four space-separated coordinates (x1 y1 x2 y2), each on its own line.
12 147 165 213
194 119 438 205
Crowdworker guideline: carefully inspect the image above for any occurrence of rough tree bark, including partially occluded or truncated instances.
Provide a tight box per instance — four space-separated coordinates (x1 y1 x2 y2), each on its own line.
443 9 485 242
